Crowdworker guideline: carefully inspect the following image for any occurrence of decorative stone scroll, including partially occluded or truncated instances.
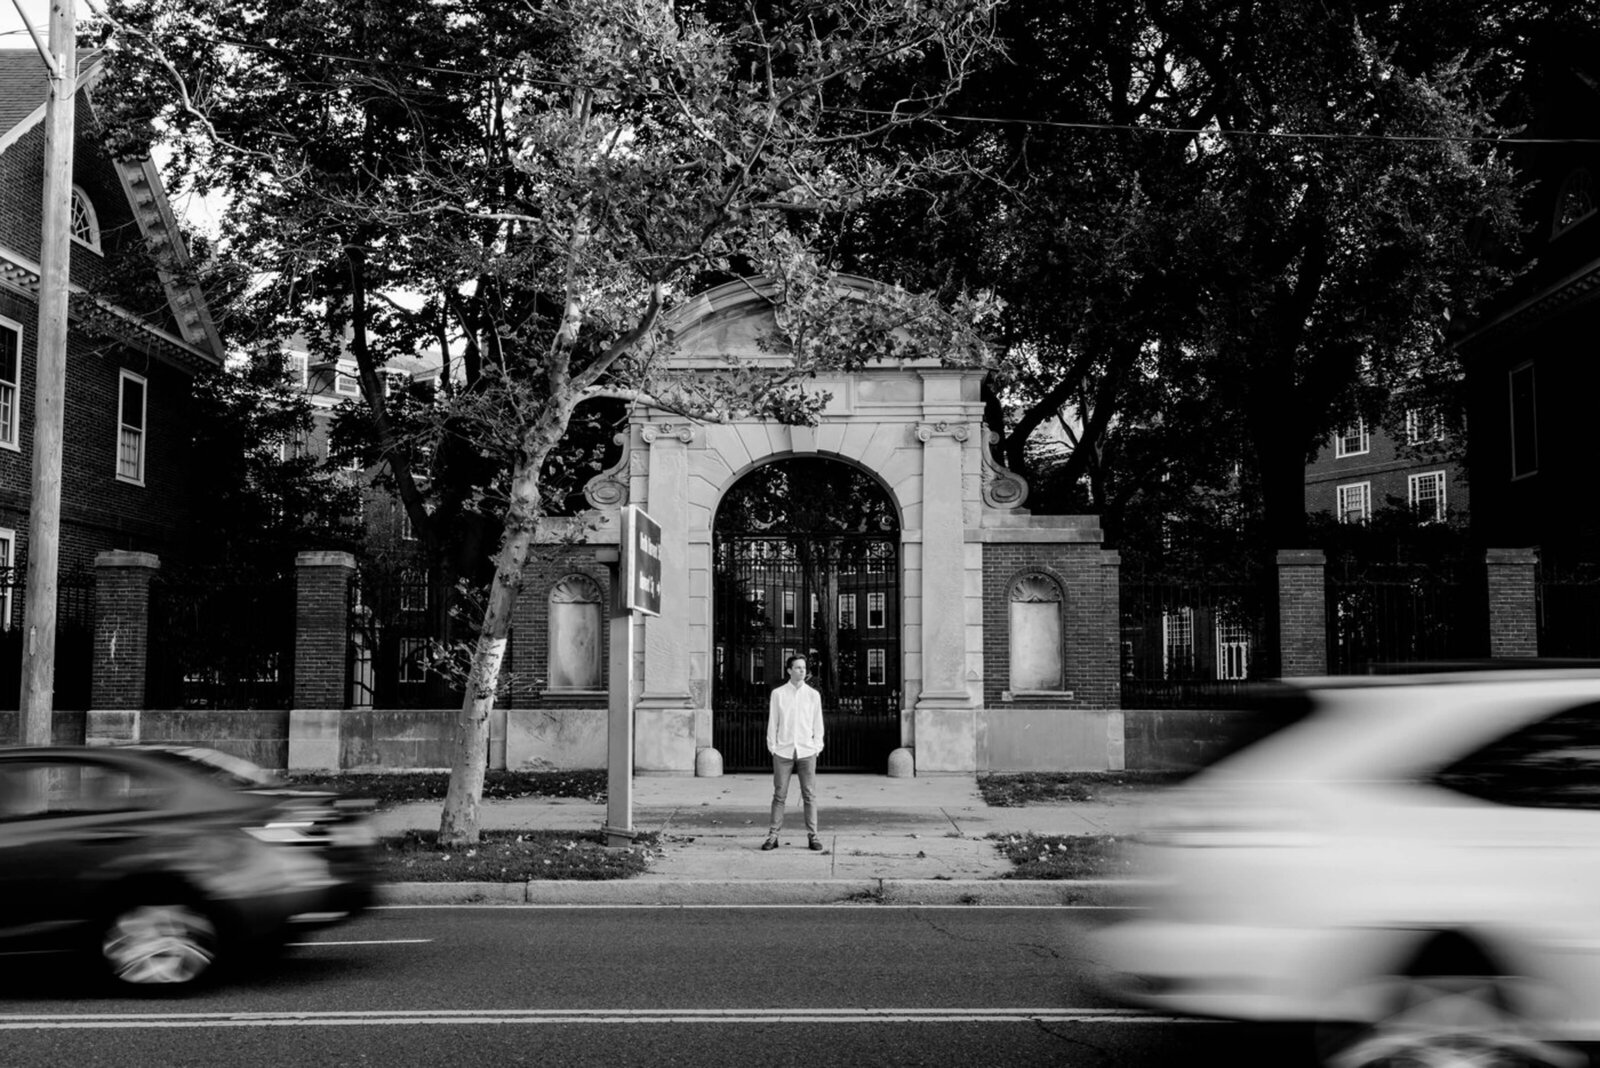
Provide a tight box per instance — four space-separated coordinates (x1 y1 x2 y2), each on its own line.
582 432 632 509
914 421 970 443
980 429 1030 511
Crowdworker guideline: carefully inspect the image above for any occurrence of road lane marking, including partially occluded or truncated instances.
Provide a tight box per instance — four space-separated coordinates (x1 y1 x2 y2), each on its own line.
0 1008 1209 1030
373 904 1137 911
284 939 435 947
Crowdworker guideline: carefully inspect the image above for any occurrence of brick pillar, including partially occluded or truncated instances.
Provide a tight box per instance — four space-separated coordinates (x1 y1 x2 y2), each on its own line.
1277 549 1327 677
88 551 161 744
293 551 356 710
1486 548 1538 658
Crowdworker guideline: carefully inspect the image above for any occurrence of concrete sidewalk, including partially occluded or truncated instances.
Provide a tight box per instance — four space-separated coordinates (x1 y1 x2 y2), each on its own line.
373 774 1167 907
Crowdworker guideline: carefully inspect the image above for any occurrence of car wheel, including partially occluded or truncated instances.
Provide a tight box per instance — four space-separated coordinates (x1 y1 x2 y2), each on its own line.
99 900 219 988
1317 973 1584 1068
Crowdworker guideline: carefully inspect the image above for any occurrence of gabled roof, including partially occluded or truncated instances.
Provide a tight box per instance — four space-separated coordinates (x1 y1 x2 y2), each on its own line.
0 48 224 367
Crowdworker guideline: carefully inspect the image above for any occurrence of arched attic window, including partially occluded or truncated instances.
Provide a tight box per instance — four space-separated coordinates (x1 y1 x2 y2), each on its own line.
1008 573 1065 692
70 185 102 253
1553 168 1596 239
548 573 604 691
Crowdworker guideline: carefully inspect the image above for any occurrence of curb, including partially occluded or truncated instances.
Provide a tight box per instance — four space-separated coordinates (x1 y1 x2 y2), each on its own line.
376 878 1142 907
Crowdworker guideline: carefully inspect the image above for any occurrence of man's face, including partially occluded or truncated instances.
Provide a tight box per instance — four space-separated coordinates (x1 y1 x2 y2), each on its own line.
788 659 808 684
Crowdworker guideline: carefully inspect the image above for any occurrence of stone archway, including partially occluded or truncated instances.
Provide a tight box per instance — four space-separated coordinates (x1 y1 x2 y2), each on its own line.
711 458 901 772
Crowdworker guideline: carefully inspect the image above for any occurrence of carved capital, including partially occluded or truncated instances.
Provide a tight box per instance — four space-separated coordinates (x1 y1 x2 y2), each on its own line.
914 421 970 444
641 423 696 445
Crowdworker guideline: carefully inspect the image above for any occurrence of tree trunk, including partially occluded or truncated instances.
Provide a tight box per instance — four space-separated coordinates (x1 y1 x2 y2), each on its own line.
438 455 541 846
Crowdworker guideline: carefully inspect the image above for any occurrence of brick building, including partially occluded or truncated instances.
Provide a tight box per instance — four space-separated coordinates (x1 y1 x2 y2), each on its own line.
1458 38 1600 563
1 51 225 714
1303 412 1469 527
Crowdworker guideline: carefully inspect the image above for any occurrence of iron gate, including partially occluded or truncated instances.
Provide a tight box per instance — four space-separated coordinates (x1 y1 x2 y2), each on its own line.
713 535 900 771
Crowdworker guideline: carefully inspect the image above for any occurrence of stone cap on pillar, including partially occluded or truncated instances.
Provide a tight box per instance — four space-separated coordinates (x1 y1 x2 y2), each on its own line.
1276 549 1327 567
95 550 161 570
1486 548 1538 565
296 550 358 569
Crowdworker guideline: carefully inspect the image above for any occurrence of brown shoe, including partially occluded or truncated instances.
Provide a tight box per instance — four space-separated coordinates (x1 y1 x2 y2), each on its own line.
808 835 824 851
761 836 779 851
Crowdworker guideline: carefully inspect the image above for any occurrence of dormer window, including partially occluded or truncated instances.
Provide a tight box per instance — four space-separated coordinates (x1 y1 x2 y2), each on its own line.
70 186 101 253
1553 168 1596 238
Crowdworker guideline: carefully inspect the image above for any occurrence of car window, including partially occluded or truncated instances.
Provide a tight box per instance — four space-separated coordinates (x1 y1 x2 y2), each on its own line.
130 746 284 790
1433 701 1600 809
0 760 170 820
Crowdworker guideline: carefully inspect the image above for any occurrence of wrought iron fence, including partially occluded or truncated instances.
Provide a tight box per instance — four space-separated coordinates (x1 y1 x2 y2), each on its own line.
1120 570 1278 709
0 564 95 712
349 566 466 710
1325 560 1488 673
1537 560 1600 658
146 566 294 709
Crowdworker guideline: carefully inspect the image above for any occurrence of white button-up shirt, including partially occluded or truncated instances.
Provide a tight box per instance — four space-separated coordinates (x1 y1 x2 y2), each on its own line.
767 681 824 759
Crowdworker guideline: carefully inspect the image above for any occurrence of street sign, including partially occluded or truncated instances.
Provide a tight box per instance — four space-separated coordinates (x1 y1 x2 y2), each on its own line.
621 505 662 616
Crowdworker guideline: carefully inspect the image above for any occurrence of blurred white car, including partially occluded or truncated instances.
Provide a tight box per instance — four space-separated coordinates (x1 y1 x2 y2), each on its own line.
1094 669 1600 1068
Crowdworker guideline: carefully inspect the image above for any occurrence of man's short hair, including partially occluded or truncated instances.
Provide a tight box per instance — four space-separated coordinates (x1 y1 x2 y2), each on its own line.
784 654 807 671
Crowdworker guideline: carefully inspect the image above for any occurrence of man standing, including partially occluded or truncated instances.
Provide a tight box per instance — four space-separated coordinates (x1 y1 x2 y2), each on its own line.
763 654 824 851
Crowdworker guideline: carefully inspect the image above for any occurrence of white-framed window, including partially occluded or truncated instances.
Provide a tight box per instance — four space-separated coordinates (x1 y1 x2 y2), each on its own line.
0 527 14 629
781 590 796 628
398 638 431 684
1334 419 1370 457
285 352 309 388
399 505 417 542
1554 168 1596 238
1405 407 1444 445
749 588 766 616
749 647 765 684
838 594 857 630
1337 481 1371 524
809 593 818 627
0 315 20 451
70 185 101 253
867 592 886 629
867 648 886 686
1215 619 1250 681
116 369 147 484
1410 471 1447 523
280 428 310 462
1510 362 1538 480
399 568 427 613
335 371 361 396
1161 607 1195 679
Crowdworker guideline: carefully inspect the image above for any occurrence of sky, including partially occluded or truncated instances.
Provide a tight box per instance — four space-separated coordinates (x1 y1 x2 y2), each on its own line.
0 1 52 50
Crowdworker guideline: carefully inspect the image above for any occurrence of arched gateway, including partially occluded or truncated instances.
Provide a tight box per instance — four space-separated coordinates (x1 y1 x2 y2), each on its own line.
713 458 902 772
513 276 1124 776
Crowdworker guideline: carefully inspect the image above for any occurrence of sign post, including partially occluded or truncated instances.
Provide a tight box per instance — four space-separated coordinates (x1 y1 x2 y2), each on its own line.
601 506 662 847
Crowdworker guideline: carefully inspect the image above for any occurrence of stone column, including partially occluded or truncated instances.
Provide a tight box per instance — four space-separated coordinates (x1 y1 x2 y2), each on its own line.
912 370 979 771
87 550 161 745
1486 548 1538 658
636 422 696 774
289 550 356 770
1277 549 1327 677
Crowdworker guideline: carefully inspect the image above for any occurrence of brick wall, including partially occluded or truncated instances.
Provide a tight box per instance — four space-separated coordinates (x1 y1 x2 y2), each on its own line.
294 552 355 709
981 543 1120 709
91 551 160 711
1486 547 1538 658
1277 550 1328 676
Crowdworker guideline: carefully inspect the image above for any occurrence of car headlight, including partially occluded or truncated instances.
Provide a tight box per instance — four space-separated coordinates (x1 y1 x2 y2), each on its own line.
245 821 318 844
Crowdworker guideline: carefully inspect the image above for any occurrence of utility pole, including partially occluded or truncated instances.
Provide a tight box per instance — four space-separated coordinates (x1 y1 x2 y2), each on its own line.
19 0 77 742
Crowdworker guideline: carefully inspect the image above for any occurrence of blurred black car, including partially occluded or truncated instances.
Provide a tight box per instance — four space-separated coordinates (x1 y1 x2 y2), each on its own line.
0 744 375 989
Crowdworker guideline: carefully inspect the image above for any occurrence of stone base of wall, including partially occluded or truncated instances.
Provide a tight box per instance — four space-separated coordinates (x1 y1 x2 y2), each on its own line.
507 708 607 771
0 711 87 746
978 707 1124 772
1123 708 1260 771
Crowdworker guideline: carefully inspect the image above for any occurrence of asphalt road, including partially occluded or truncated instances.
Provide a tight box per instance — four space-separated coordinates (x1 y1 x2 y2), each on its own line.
0 906 1315 1067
